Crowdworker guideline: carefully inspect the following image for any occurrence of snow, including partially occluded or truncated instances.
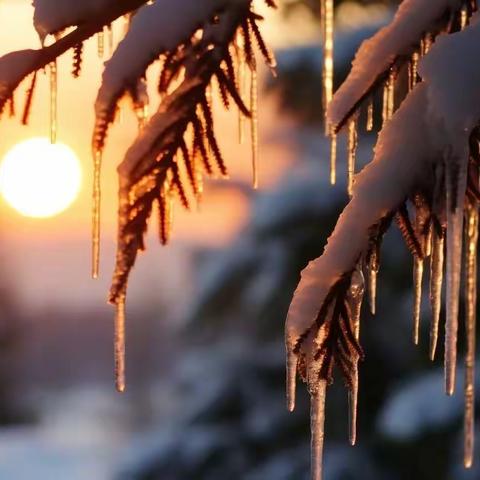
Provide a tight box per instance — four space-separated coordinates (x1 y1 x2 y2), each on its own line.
327 0 462 129
33 0 116 41
95 0 246 130
0 50 39 106
286 83 435 348
419 12 480 153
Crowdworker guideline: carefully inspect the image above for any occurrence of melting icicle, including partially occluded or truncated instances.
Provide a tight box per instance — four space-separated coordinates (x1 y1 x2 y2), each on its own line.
387 70 395 120
92 149 102 279
409 52 419 92
330 133 337 185
461 6 468 30
236 35 246 145
49 61 57 144
310 381 327 480
464 204 477 468
368 252 377 315
321 0 334 132
348 268 364 446
413 258 423 345
250 67 259 189
286 348 298 412
429 229 444 360
115 294 126 393
445 153 468 396
366 98 373 132
97 30 105 58
347 119 357 197
381 81 388 127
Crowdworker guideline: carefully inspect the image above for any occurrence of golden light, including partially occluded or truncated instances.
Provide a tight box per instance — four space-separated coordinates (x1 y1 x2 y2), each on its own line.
0 138 82 218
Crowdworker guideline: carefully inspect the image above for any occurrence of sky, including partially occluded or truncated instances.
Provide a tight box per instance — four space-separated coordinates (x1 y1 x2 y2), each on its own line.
0 0 299 314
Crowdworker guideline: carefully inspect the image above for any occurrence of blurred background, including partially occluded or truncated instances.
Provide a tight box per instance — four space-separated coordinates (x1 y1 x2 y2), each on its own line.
0 0 477 479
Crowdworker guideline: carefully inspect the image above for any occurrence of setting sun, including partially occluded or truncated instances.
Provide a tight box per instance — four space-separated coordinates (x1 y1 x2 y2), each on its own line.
0 138 82 218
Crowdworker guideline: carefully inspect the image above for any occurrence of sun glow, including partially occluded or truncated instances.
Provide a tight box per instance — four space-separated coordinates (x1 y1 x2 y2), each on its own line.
0 138 82 218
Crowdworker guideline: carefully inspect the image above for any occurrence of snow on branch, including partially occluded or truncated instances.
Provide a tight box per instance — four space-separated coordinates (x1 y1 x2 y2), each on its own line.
0 0 148 114
94 0 246 152
327 0 464 132
288 7 480 478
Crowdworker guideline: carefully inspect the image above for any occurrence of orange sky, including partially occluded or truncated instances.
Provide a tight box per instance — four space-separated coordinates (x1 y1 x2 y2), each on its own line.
0 1 297 313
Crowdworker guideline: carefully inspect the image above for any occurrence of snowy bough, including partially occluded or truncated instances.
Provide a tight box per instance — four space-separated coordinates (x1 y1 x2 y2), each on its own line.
1 0 480 479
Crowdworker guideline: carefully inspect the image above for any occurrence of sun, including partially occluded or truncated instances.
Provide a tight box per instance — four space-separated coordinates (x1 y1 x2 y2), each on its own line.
0 138 82 218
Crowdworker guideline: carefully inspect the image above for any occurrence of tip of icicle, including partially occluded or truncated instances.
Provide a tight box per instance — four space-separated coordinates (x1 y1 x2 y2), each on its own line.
464 458 473 469
116 383 126 393
287 398 295 413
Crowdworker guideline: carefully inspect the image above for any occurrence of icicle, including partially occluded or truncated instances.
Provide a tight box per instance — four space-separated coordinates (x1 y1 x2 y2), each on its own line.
321 0 334 132
461 5 469 30
347 119 357 197
409 52 419 92
429 229 444 360
97 30 105 58
348 268 364 446
381 81 388 127
413 258 424 345
464 204 477 468
92 149 102 279
115 294 126 393
236 34 246 145
366 98 373 132
445 153 468 396
386 70 395 120
250 67 259 189
49 61 57 144
368 252 377 315
310 380 327 480
330 133 337 185
286 348 298 412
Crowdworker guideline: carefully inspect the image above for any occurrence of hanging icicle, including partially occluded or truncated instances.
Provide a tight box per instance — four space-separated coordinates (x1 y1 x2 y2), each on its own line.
49 60 57 144
92 149 102 279
236 33 246 145
114 293 126 393
250 66 259 189
408 51 419 92
445 153 469 396
310 380 327 480
464 203 478 468
366 97 373 132
330 133 337 185
320 0 334 133
347 118 357 197
429 227 444 360
97 29 105 58
367 252 378 316
286 348 298 412
413 257 423 345
348 267 364 446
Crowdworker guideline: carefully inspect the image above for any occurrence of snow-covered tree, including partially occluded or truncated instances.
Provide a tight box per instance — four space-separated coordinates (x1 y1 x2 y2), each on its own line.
1 1 480 479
